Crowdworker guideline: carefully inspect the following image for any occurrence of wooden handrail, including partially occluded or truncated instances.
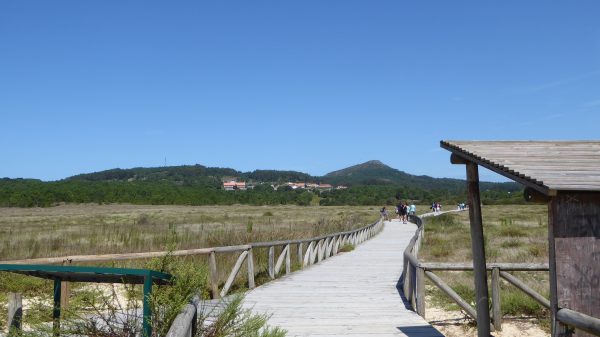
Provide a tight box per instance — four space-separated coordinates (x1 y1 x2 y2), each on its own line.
556 308 600 336
1 217 384 337
402 212 600 336
2 219 380 265
164 217 384 337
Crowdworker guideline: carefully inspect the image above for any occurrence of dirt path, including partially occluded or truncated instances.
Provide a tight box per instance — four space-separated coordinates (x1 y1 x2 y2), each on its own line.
425 300 549 337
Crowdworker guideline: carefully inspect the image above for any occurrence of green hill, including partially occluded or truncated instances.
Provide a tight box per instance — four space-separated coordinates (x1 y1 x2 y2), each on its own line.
322 160 519 192
0 161 522 207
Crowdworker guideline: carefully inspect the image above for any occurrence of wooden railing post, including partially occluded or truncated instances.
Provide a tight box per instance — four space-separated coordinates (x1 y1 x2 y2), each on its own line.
268 246 275 279
416 267 425 317
297 242 303 269
247 248 255 289
303 241 314 267
209 251 220 299
317 239 324 262
285 244 291 274
404 260 412 302
492 267 502 331
8 292 22 333
332 235 340 255
410 263 417 309
311 240 319 265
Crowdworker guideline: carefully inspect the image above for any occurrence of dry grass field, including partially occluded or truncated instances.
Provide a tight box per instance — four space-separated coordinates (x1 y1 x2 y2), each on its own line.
0 204 381 333
419 205 550 336
0 204 378 260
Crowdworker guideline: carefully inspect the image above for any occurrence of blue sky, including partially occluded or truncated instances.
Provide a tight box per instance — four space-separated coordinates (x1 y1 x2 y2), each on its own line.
1 1 599 182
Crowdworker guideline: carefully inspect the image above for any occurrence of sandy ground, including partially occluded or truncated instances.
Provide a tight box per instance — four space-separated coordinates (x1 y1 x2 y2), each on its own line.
425 297 549 337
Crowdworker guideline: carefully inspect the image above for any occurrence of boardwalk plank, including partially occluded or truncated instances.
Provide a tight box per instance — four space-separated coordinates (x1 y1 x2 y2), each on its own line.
242 220 444 337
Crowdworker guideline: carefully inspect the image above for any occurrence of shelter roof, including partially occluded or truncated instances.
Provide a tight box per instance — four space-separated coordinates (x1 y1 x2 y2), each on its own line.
440 140 600 196
0 264 172 285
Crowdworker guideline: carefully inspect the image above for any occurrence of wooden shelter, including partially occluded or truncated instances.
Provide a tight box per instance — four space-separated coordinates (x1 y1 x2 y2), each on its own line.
441 140 600 337
0 264 172 337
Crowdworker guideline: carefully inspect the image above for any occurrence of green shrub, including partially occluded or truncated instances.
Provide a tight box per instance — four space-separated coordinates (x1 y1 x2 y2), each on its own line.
501 289 546 316
198 295 286 337
339 244 355 252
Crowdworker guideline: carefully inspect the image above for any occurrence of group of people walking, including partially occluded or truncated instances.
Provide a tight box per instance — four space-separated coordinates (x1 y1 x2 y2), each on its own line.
380 201 466 224
380 202 415 224
430 201 442 213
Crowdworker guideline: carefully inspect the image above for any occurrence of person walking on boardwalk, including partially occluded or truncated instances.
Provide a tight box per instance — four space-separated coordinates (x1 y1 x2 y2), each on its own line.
380 206 388 221
399 201 408 224
409 203 416 217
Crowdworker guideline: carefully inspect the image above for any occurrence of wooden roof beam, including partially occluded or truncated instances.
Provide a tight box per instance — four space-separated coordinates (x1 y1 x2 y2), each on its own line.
441 141 555 196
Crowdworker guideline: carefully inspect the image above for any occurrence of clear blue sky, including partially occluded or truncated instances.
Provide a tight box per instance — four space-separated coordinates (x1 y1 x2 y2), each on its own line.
1 1 599 182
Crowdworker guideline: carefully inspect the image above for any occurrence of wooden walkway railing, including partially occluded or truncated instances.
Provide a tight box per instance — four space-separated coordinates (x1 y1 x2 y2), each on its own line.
166 217 384 337
2 218 383 335
402 213 600 336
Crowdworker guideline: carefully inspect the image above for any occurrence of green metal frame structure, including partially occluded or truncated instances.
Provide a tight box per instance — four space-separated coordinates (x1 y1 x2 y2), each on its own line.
0 264 172 337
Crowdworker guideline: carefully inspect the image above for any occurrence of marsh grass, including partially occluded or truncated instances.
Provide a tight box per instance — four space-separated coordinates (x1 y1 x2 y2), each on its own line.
0 204 375 260
420 205 550 329
0 204 377 332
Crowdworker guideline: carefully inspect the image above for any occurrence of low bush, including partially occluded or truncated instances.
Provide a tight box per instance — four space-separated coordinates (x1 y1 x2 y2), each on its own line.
339 244 355 252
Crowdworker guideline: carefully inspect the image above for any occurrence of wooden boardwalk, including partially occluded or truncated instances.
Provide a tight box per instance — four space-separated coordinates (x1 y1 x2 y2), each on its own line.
242 219 444 337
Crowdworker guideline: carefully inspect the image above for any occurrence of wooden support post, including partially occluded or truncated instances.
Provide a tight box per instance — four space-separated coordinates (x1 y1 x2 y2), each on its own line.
492 267 502 331
466 162 491 337
60 260 71 312
303 241 313 267
317 239 324 262
549 191 600 337
60 281 70 313
209 251 220 299
416 267 426 317
143 274 153 337
323 238 329 258
297 242 303 269
310 241 319 265
268 246 275 279
332 236 340 255
53 279 61 337
220 250 248 297
8 292 22 333
548 199 564 337
247 248 255 289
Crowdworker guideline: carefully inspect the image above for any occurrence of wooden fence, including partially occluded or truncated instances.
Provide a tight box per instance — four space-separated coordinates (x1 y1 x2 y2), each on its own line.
3 218 383 335
165 217 384 337
402 214 600 336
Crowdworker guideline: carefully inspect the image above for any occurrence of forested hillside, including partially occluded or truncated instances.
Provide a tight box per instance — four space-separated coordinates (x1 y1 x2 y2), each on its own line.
0 161 523 207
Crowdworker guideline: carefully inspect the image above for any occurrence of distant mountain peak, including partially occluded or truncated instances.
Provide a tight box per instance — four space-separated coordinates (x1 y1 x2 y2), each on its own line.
362 160 387 167
324 160 395 178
